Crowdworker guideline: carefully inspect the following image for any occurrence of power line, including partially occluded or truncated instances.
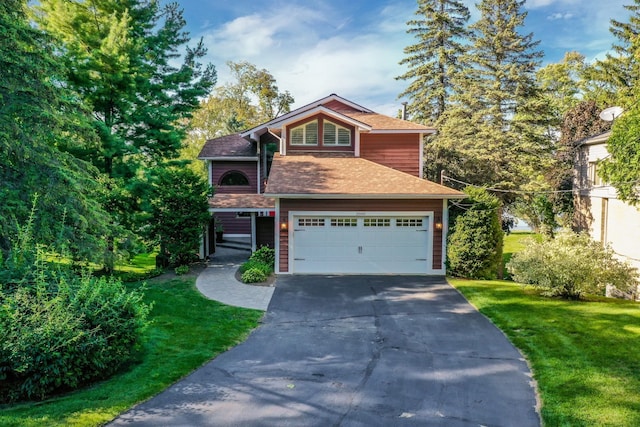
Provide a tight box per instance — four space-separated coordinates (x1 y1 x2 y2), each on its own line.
442 174 640 196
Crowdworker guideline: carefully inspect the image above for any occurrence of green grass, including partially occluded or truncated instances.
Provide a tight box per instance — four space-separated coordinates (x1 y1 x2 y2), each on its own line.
0 276 263 426
450 278 640 426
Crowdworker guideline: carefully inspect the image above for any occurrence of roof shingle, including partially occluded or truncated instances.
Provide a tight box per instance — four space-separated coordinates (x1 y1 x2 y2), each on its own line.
198 134 256 158
264 154 464 198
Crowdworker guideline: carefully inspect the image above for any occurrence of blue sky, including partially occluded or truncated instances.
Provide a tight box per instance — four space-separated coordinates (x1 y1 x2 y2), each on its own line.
176 0 631 115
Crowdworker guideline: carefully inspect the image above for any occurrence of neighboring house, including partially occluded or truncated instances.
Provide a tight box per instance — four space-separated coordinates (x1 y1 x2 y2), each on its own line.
574 131 640 271
198 94 464 275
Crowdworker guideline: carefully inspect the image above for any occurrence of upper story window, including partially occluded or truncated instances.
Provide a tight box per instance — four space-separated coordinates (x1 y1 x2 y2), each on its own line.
290 120 318 145
219 171 249 186
588 162 604 186
323 121 351 146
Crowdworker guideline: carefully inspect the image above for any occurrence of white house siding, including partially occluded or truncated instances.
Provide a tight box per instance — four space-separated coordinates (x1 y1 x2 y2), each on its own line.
574 132 640 272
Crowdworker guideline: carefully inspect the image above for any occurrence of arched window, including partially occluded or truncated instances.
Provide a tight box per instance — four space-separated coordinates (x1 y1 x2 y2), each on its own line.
219 171 249 186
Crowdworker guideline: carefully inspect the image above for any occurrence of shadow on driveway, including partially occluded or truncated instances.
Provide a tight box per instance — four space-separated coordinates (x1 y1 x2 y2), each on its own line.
110 275 540 426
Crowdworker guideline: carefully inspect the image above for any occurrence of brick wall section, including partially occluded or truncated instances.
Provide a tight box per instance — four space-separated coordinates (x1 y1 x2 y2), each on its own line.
359 134 421 177
279 199 443 273
211 161 258 194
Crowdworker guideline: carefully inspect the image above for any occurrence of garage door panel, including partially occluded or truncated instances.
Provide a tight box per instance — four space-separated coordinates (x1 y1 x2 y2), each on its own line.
292 215 431 274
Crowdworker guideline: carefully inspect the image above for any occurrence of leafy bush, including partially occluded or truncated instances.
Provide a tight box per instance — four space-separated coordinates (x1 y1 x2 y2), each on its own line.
175 265 189 275
249 246 275 268
239 259 272 275
507 231 639 299
0 233 150 403
241 268 268 284
447 187 504 279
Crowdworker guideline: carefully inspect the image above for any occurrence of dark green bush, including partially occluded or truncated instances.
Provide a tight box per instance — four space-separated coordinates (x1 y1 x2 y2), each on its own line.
0 272 150 403
447 187 504 279
0 234 150 403
249 246 275 268
241 268 268 284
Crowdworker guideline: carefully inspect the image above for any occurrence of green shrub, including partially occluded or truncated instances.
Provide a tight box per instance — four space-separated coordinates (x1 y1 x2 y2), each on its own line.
506 231 639 299
241 268 268 284
174 265 189 275
447 187 504 279
239 259 272 275
249 246 275 268
0 238 150 403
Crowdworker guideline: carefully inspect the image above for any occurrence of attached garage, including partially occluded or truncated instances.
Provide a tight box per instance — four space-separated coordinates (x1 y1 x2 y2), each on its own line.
290 213 433 274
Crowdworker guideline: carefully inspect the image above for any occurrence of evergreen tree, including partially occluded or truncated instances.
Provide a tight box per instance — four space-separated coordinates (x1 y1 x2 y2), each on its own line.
594 1 640 204
33 0 216 179
33 0 216 269
141 165 211 266
435 0 546 197
0 0 110 259
397 0 470 124
589 0 640 107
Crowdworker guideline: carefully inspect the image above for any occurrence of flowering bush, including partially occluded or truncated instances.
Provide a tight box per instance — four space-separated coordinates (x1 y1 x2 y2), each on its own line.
507 231 638 299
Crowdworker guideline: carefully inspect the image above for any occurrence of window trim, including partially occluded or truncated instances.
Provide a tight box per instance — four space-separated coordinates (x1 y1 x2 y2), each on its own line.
290 120 319 146
323 120 352 146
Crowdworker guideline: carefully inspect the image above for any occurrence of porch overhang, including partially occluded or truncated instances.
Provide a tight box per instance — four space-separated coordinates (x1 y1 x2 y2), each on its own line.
208 193 276 213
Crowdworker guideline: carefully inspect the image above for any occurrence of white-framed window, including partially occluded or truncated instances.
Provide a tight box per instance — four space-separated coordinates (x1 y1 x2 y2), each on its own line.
330 218 357 227
290 120 318 145
588 161 604 186
364 218 391 227
396 218 423 227
323 121 351 146
298 218 325 227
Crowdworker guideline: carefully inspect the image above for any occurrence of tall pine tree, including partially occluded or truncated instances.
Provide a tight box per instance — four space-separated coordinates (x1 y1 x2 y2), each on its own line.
33 0 216 179
435 0 546 197
596 1 640 204
33 0 216 268
0 0 111 259
589 0 640 108
397 0 470 125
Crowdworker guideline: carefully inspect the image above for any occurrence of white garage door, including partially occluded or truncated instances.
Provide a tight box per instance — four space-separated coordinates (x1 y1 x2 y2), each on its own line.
292 215 431 274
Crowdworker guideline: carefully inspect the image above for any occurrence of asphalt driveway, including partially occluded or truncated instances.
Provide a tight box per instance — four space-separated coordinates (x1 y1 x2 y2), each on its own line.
111 275 540 426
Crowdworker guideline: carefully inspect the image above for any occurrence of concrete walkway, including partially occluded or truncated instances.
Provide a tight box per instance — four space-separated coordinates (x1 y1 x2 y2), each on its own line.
196 246 275 311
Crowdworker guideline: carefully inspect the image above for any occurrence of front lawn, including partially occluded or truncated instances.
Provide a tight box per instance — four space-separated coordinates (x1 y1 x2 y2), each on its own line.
450 278 640 426
0 276 263 426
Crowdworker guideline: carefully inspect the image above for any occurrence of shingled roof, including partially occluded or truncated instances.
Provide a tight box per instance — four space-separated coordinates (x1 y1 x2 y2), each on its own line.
198 134 257 159
264 154 464 198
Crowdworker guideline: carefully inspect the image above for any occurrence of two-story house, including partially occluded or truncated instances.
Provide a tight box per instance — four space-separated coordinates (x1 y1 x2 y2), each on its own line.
574 131 640 272
198 94 464 275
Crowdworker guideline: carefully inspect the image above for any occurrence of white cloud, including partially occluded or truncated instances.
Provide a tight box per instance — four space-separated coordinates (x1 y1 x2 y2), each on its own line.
195 2 413 115
547 12 573 20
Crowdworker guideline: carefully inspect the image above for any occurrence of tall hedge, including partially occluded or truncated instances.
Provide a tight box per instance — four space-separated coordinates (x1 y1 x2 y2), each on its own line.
447 187 503 279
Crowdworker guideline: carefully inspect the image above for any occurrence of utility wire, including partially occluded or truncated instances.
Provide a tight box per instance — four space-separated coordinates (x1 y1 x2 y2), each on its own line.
442 174 640 195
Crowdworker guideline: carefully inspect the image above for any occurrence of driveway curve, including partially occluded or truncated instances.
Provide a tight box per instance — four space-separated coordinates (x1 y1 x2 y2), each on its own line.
111 275 540 426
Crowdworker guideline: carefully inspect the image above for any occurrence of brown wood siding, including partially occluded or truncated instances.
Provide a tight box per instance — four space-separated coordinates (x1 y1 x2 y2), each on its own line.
278 199 443 273
286 113 355 154
360 134 421 177
212 161 258 194
216 212 251 235
322 99 358 112
256 217 275 248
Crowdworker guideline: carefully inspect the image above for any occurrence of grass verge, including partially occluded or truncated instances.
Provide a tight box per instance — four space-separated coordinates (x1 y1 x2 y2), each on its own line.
0 276 263 426
449 278 640 426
